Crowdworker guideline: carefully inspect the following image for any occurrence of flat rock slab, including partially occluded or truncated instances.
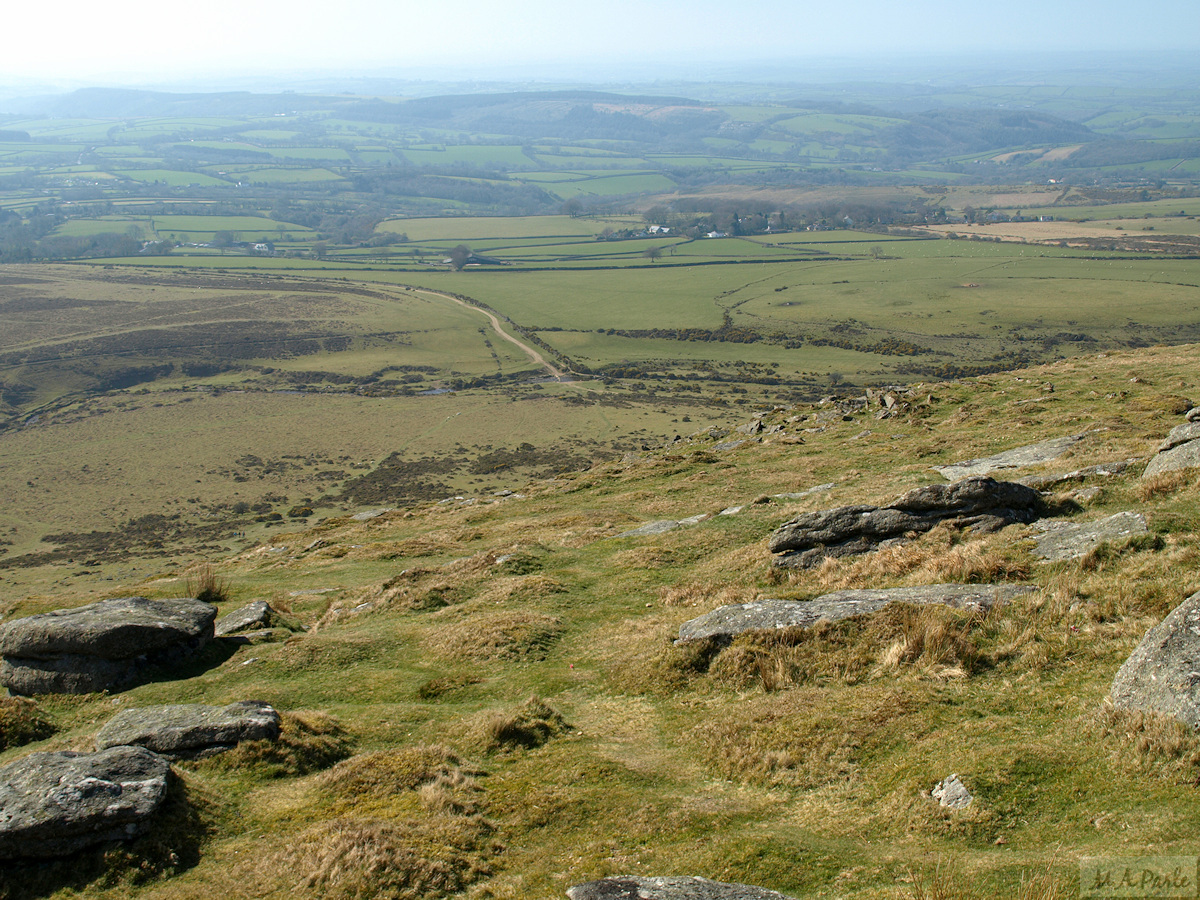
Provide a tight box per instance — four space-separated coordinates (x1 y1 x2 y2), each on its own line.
568 876 798 900
934 432 1090 481
677 584 1033 643
1032 512 1147 562
95 700 280 757
0 597 215 660
0 745 171 859
769 476 1042 569
0 597 216 695
214 600 304 637
619 515 708 538
1018 460 1136 491
1110 590 1200 728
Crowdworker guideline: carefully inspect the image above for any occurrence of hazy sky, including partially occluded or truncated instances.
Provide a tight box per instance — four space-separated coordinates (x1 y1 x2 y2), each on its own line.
5 0 1199 85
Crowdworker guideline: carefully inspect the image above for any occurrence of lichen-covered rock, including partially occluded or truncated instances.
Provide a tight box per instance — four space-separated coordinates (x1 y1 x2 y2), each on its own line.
95 700 281 757
1110 591 1200 728
931 774 973 810
0 597 215 695
1144 419 1200 478
933 432 1091 480
0 745 171 859
214 600 304 637
568 876 798 900
768 476 1042 568
677 584 1032 644
1032 512 1148 562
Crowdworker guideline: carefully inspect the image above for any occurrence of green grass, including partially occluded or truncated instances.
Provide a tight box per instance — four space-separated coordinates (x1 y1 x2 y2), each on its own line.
5 340 1200 899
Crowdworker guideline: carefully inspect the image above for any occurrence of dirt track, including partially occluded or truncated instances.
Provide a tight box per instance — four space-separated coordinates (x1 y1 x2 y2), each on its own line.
413 288 567 380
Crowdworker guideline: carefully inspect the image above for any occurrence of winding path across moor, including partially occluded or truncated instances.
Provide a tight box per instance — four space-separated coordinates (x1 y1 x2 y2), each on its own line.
411 287 567 380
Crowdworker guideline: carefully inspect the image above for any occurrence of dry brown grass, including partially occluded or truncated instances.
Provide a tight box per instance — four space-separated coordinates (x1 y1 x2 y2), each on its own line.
695 686 918 789
656 581 759 609
262 742 499 899
275 815 496 900
186 563 231 604
475 575 566 604
1138 471 1191 501
810 527 1030 592
320 744 471 799
705 603 990 694
477 697 568 752
424 611 565 661
1094 705 1200 775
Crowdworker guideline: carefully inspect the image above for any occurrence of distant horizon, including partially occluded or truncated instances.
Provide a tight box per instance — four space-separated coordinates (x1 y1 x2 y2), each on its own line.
2 49 1199 104
4 0 1199 93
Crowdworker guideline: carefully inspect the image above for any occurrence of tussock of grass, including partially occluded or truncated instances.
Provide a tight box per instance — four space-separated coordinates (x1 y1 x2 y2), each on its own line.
187 563 231 605
265 744 498 899
702 603 991 694
695 686 918 788
479 697 568 752
275 814 497 900
215 710 351 777
475 574 566 604
425 611 564 661
1138 470 1191 501
0 696 55 750
810 527 1030 592
320 744 472 799
1094 705 1200 774
656 581 758 609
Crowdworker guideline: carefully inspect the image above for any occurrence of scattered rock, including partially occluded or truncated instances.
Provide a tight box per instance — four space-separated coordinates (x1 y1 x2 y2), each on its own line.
214 600 305 637
1110 590 1200 728
1017 459 1136 491
768 476 1042 568
1188 407 1200 423
619 515 708 538
1032 512 1148 562
718 506 744 516
677 584 1033 644
735 420 764 436
713 439 748 452
351 508 394 521
1144 420 1200 478
0 597 216 695
95 700 281 758
0 746 172 859
772 483 834 502
567 876 798 900
931 774 973 810
934 432 1092 481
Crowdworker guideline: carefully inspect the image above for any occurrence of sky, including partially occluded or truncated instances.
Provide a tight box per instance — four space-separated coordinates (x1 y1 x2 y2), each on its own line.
4 0 1200 87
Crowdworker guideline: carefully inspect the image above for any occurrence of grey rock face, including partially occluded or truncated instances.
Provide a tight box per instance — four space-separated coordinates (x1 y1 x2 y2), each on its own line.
568 876 799 900
0 597 215 695
1145 439 1200 479
1017 459 1136 491
95 700 281 757
1032 512 1148 562
1110 591 1200 728
1143 417 1200 478
769 476 1042 568
933 432 1091 481
931 774 973 810
214 600 304 637
0 745 171 859
677 584 1033 643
